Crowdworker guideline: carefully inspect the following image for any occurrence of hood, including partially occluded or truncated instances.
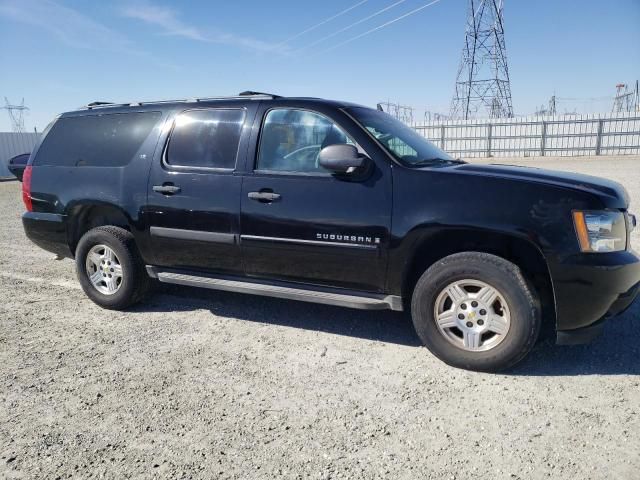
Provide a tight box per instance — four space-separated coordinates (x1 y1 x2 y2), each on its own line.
454 163 629 209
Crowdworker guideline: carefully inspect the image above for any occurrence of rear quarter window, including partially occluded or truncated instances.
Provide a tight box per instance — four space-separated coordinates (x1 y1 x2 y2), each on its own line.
34 111 162 167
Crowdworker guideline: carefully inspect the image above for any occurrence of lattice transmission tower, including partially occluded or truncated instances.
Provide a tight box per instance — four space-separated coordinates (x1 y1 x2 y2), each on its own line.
2 97 29 132
450 0 513 119
612 81 639 114
377 101 415 124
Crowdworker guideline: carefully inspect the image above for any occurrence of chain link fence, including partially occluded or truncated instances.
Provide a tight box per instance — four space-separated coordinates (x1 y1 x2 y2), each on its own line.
414 112 640 158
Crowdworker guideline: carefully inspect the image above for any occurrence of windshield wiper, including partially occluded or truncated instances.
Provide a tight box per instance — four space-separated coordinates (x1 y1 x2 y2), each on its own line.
412 158 466 167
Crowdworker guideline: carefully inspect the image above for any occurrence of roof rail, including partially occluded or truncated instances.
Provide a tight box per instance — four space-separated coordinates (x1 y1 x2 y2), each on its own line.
86 101 122 109
193 92 281 102
86 100 184 109
84 92 281 110
86 101 113 107
238 91 281 98
85 101 146 110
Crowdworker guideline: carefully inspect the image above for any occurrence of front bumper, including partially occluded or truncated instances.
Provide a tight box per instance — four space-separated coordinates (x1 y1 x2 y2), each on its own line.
551 249 640 343
22 211 72 258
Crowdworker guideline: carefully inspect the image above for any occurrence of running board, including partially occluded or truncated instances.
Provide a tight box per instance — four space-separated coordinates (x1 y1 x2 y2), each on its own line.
146 267 403 311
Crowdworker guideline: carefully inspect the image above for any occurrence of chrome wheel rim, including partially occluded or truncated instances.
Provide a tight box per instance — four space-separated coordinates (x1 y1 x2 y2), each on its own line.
85 244 123 295
433 279 511 352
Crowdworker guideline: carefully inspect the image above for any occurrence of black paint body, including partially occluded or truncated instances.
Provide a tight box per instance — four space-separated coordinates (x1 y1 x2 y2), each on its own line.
22 97 640 340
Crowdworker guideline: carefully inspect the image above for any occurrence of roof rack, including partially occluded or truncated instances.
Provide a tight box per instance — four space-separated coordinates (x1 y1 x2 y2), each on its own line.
191 92 281 102
85 101 131 110
84 92 281 110
238 91 281 98
86 101 113 108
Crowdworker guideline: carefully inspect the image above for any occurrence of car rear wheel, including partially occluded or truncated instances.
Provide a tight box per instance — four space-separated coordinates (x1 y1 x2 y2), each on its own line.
76 226 150 310
411 252 540 372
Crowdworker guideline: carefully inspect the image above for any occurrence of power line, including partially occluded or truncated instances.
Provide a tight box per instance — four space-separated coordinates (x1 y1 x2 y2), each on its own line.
556 96 614 102
277 0 369 47
318 0 444 54
295 0 409 52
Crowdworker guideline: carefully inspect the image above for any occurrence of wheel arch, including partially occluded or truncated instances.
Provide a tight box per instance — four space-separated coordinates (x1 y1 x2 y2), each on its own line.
66 202 134 256
400 227 557 333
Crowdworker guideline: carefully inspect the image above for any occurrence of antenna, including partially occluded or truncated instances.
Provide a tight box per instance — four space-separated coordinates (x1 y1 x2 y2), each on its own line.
450 0 514 119
3 97 29 132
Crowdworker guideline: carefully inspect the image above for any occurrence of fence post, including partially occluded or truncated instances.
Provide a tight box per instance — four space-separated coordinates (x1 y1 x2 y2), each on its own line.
440 124 446 150
540 121 547 157
595 119 604 156
486 123 492 157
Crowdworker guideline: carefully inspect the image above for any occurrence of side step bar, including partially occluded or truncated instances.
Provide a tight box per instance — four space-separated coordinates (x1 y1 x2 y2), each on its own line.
146 267 403 311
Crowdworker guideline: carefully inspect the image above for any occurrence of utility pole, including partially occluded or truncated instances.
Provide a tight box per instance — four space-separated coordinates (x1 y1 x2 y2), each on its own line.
450 0 514 119
2 97 29 133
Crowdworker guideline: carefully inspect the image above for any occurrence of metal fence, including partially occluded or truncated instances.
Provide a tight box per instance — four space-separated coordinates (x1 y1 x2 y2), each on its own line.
413 112 640 158
0 132 40 177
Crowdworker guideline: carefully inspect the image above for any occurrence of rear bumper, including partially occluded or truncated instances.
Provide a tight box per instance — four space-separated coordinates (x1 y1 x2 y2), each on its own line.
22 212 72 258
552 250 640 344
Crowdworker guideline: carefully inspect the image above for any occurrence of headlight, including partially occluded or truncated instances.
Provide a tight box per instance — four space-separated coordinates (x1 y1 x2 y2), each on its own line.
572 210 626 253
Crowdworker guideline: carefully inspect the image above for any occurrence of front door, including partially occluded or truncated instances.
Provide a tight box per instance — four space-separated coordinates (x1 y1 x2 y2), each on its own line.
240 107 392 292
145 105 255 274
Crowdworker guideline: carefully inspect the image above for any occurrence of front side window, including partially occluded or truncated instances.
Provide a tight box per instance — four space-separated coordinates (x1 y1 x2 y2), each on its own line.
257 109 354 173
166 109 245 169
347 107 454 166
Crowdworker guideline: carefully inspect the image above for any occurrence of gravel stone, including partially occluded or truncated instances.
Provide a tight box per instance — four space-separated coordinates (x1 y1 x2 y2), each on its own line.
0 155 639 479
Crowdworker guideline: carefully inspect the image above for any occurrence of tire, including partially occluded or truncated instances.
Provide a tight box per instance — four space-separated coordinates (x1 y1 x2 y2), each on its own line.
75 226 151 310
411 252 540 372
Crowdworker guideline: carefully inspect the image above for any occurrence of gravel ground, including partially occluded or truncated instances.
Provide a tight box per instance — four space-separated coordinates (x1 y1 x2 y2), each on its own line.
1 156 639 479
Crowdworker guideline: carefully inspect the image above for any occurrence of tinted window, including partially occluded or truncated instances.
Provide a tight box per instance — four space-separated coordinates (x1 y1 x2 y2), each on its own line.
257 109 354 173
34 112 161 167
166 109 245 169
347 107 453 166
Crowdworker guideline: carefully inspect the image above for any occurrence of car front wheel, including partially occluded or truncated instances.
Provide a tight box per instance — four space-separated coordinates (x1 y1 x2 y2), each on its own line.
411 252 540 372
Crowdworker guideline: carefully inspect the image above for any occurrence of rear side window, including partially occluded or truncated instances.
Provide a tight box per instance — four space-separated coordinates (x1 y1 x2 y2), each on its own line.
34 111 161 167
166 109 245 169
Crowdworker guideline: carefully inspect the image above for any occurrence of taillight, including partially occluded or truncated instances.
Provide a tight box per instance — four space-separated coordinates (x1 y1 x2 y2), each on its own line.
22 165 33 212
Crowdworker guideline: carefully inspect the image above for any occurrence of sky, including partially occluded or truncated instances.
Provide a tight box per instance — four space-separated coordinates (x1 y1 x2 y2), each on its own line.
0 0 639 132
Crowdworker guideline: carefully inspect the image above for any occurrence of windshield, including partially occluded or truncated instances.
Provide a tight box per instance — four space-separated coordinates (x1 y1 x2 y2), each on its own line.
347 107 454 166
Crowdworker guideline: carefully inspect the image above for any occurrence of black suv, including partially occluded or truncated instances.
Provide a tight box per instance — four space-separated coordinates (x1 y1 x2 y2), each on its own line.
21 92 639 371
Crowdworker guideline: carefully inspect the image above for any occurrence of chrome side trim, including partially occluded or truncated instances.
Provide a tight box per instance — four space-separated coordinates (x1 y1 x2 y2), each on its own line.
240 234 378 250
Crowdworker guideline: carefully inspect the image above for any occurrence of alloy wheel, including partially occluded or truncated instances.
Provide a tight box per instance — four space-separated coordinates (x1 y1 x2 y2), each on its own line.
85 244 123 295
433 279 511 352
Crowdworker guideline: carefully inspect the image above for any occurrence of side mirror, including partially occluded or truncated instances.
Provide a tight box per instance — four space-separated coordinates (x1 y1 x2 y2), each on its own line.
7 153 30 182
318 144 365 174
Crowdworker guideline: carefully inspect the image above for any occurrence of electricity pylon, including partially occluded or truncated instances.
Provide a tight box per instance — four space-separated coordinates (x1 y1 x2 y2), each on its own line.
3 97 29 132
612 81 639 114
450 0 514 119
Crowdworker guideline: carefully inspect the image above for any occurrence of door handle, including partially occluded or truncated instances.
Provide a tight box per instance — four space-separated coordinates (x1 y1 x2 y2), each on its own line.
153 184 181 195
248 191 281 202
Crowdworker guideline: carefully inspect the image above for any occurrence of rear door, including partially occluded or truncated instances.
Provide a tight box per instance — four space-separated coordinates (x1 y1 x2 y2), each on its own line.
239 105 392 292
145 104 257 274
